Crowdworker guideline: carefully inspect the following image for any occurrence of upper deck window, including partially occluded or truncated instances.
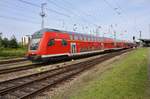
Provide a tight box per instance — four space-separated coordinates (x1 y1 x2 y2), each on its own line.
62 39 67 46
79 35 82 40
84 36 86 41
48 39 55 46
70 34 73 40
74 35 78 40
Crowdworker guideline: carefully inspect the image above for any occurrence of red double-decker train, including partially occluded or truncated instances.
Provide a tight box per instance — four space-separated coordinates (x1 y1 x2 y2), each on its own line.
27 28 134 62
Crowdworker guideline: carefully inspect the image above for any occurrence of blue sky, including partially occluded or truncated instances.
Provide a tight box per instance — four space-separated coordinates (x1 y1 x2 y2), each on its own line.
0 0 150 41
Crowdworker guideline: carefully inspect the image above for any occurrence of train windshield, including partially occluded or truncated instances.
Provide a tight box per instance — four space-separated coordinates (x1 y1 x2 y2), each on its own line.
29 31 43 50
30 38 40 50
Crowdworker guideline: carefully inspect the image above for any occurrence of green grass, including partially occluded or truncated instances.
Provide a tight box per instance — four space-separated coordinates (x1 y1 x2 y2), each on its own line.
55 48 149 99
0 48 27 59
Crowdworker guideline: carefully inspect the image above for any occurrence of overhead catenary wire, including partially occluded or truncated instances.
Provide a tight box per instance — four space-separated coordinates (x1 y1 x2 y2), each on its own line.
47 0 98 33
1 0 127 36
0 5 38 20
0 0 43 26
103 0 121 15
62 0 99 26
0 0 38 14
0 0 41 21
18 0 70 18
47 0 89 25
113 0 136 37
0 15 40 24
102 0 131 38
51 0 101 35
47 0 72 13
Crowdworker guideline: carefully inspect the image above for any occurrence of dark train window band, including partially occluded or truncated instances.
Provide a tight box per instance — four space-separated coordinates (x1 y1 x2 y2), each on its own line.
48 39 55 46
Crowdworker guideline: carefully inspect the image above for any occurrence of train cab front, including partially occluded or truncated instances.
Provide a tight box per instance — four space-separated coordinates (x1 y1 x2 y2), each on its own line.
27 51 42 62
26 33 42 62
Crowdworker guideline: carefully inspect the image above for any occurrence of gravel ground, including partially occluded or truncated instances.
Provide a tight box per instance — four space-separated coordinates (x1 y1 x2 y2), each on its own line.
32 51 132 99
0 61 31 70
0 57 25 62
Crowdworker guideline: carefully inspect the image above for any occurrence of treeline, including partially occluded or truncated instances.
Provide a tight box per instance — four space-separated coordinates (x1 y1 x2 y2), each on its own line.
0 34 19 48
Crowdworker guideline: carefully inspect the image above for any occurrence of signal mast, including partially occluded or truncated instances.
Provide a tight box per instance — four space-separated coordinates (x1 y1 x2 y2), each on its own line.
40 3 47 29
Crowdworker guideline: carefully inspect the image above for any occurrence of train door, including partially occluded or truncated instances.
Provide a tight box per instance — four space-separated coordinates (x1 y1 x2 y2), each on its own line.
70 43 76 54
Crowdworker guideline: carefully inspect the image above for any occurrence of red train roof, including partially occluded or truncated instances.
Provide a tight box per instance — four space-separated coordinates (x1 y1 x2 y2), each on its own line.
34 28 125 42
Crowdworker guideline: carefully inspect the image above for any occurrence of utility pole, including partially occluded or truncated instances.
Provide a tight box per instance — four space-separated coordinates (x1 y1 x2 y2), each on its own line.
139 30 142 39
96 26 101 37
114 30 116 46
0 32 2 37
82 26 84 32
102 32 106 49
40 3 46 29
62 20 65 29
139 30 142 47
149 24 150 38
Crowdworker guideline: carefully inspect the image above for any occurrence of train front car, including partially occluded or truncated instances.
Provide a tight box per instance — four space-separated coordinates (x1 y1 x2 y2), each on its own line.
27 29 45 62
27 28 70 63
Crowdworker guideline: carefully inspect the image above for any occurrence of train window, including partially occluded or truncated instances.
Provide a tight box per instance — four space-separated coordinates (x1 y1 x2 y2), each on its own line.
96 38 98 41
80 35 82 40
30 38 40 50
78 35 80 40
77 35 79 40
86 36 88 41
62 39 67 46
70 34 73 40
81 35 84 40
99 38 101 41
88 36 90 41
48 39 55 46
91 36 93 41
78 35 81 40
74 35 78 40
79 35 82 40
84 36 86 41
79 35 81 40
94 37 96 41
92 37 94 41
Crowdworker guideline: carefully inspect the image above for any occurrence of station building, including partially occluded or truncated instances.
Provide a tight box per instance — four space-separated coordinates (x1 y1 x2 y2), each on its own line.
22 35 31 46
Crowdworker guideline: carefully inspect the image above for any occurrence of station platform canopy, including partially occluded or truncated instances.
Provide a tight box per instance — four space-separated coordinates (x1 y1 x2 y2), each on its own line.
139 39 150 47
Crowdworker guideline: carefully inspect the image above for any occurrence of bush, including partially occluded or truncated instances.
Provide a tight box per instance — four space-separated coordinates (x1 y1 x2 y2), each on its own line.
0 48 27 58
0 35 19 48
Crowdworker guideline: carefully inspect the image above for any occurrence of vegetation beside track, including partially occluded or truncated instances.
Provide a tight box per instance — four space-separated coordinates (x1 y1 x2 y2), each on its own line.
0 48 27 59
0 34 27 59
54 48 149 99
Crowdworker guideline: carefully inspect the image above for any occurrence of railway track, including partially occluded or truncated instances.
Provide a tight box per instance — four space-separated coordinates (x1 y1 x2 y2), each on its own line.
0 49 129 99
0 58 27 65
0 49 124 74
0 61 29 67
0 63 42 74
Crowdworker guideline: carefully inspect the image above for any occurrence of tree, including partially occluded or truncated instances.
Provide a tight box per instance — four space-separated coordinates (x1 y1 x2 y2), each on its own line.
9 35 18 48
0 32 2 48
2 37 9 48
